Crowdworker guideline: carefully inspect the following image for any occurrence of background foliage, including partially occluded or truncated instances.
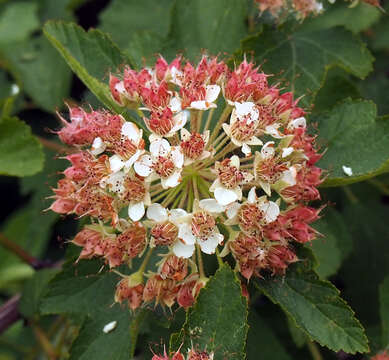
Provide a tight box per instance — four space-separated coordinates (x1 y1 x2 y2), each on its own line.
0 0 389 359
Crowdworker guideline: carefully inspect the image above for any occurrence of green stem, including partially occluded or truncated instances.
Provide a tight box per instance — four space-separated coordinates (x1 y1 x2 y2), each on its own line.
208 105 232 146
196 244 205 278
307 341 323 360
138 247 154 274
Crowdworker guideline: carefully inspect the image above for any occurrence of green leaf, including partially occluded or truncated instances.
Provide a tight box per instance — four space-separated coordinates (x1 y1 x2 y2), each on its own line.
99 0 174 67
40 259 119 317
42 21 145 129
240 26 373 107
256 262 369 353
311 207 353 278
3 36 72 112
286 315 308 348
301 2 381 34
170 264 248 360
19 269 60 318
247 311 292 360
0 116 44 176
166 0 247 61
314 99 389 186
379 276 389 347
0 2 40 46
68 304 134 360
313 68 360 114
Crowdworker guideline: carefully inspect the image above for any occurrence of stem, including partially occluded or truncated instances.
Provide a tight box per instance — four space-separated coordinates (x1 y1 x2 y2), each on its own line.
203 108 215 132
196 244 205 278
190 110 199 133
37 137 74 154
0 295 20 335
193 176 200 200
215 248 223 267
307 341 323 360
213 135 230 153
138 247 154 274
32 323 58 360
208 105 232 145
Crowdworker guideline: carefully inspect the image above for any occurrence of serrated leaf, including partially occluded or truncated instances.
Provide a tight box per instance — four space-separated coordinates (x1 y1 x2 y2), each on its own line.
314 99 389 186
301 2 381 34
19 269 59 318
0 2 40 46
40 259 119 317
42 21 146 130
311 207 353 278
247 311 291 360
69 304 134 360
0 116 44 176
379 276 389 348
99 0 173 67
170 264 248 360
165 0 247 61
240 26 373 107
3 36 71 112
256 262 369 354
286 315 308 348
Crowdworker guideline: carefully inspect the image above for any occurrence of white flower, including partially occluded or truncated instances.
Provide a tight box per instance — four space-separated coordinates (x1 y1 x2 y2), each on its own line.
180 128 212 165
172 199 225 258
210 155 253 206
190 85 221 110
134 138 184 189
223 102 263 156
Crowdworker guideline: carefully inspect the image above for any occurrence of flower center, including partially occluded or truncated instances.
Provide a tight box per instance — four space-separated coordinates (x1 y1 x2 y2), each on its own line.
238 203 264 234
151 222 178 246
230 120 257 142
123 177 146 202
217 159 243 189
153 156 175 178
191 211 216 238
181 133 205 159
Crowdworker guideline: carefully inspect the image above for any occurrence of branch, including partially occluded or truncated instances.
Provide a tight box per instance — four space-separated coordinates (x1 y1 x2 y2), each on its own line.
37 136 76 155
0 295 21 334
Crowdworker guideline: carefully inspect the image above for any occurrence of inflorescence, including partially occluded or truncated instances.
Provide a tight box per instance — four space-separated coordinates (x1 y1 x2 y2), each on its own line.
50 55 323 311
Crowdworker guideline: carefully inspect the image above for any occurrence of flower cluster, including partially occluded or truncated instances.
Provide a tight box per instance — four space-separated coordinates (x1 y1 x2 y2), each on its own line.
152 346 213 360
50 55 323 311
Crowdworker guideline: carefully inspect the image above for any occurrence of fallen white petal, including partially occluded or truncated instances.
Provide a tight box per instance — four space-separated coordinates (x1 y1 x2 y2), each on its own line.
103 321 117 334
342 165 353 176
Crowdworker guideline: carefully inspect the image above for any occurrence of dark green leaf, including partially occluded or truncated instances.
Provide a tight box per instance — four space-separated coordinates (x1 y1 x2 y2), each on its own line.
247 311 291 360
315 99 389 186
311 207 353 278
240 26 373 107
69 304 135 360
170 264 248 360
19 269 60 318
166 0 247 61
301 2 381 34
0 2 40 46
0 116 44 176
4 36 72 112
40 259 119 317
256 262 369 353
42 21 145 129
379 276 389 347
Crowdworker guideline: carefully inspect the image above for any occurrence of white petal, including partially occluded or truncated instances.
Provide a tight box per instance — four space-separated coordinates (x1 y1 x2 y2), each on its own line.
150 138 171 157
259 201 280 223
226 202 240 219
146 203 168 222
109 155 125 172
171 110 189 133
190 100 208 110
342 165 353 176
288 117 306 129
199 232 224 254
246 136 263 146
261 141 275 159
280 169 297 186
282 147 294 158
134 155 153 177
105 171 126 193
265 124 284 139
128 201 145 221
172 240 195 258
121 122 141 143
103 321 117 334
169 96 182 113
162 170 181 188
241 143 251 156
205 85 220 102
91 137 106 155
171 147 184 168
234 101 259 122
214 187 239 206
199 198 225 213
169 208 188 221
259 180 271 196
222 123 231 136
247 187 257 203
180 128 191 141
178 223 196 245
230 155 240 169
124 149 143 169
